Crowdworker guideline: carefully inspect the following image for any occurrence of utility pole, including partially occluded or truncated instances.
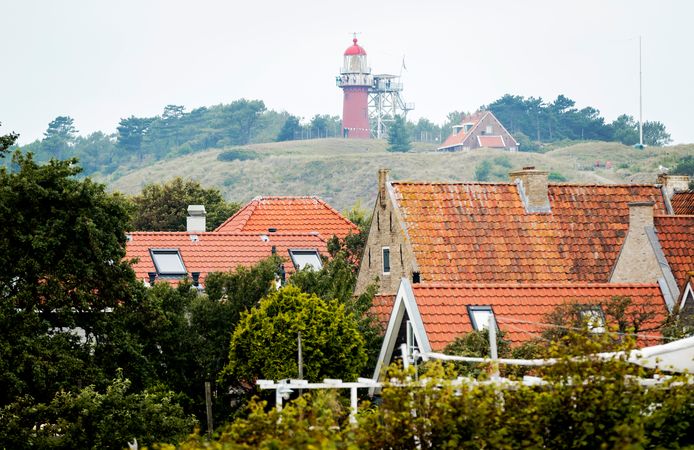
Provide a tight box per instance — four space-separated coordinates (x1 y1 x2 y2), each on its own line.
638 35 644 148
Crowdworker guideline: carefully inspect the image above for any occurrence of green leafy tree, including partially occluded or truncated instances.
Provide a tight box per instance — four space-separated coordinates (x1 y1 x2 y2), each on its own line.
276 114 301 141
643 120 672 146
221 286 367 384
0 121 19 158
42 116 77 159
474 160 492 181
610 114 640 146
387 115 412 152
671 155 694 189
130 177 240 231
117 116 154 162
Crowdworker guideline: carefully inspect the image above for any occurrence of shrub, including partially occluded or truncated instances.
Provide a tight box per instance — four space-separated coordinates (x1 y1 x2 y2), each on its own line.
217 148 259 162
548 171 567 182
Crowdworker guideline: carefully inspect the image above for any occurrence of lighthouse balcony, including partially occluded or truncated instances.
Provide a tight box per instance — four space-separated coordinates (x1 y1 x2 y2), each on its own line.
336 74 373 87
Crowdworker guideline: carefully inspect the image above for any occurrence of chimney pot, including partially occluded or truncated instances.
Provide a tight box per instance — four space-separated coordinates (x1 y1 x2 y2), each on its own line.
509 167 550 213
148 272 157 285
186 205 206 232
378 168 390 208
191 272 200 287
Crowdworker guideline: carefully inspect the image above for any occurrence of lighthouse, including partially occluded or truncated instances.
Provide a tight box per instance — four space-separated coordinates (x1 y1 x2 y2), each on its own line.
337 37 372 139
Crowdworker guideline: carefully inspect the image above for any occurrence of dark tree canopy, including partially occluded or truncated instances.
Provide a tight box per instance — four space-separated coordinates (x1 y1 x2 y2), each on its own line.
42 116 77 160
387 115 412 152
130 177 240 231
0 121 19 158
276 115 302 142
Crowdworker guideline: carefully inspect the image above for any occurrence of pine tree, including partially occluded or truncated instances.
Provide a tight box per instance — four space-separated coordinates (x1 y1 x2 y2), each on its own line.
387 115 411 152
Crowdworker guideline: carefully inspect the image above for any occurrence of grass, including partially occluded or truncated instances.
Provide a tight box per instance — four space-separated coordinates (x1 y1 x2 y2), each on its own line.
102 139 694 211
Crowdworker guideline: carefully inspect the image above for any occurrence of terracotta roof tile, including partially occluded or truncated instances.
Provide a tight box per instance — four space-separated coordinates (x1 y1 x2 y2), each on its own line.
409 283 667 350
654 215 694 289
372 294 396 329
126 231 327 286
214 196 358 240
671 191 694 215
477 135 506 148
392 182 667 283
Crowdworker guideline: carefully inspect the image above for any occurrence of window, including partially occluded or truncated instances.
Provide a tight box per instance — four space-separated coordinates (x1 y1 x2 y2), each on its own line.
580 307 605 333
485 125 493 134
406 320 418 360
150 249 187 276
468 306 495 331
288 249 323 270
382 247 390 274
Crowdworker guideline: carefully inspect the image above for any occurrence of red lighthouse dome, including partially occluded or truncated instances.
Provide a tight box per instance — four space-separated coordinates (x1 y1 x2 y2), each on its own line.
344 38 367 56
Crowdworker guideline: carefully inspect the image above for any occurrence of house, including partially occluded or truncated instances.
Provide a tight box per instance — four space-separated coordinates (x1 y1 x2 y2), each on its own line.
657 173 692 215
126 196 357 287
437 111 519 152
355 169 692 304
215 196 359 241
371 278 670 378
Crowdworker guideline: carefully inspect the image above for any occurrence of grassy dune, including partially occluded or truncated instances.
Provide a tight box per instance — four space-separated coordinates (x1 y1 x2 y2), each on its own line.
104 139 693 211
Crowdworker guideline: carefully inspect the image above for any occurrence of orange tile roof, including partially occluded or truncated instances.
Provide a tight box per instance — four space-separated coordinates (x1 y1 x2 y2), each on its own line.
126 231 327 286
214 196 359 240
671 191 694 215
392 182 667 283
477 135 506 148
409 283 667 350
372 294 396 329
654 215 694 289
439 111 487 148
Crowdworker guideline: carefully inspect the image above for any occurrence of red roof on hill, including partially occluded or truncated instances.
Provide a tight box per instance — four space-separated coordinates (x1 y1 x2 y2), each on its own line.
671 191 694 215
215 196 358 240
126 231 327 285
655 215 694 288
391 182 667 284
407 283 667 349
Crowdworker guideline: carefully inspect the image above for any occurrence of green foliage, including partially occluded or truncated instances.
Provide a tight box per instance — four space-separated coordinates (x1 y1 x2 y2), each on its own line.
443 330 510 377
42 116 77 160
222 286 367 384
548 171 567 182
130 177 240 231
0 121 19 158
217 148 259 162
275 115 301 142
643 120 672 146
387 115 412 152
474 159 492 181
0 372 195 450
672 155 694 189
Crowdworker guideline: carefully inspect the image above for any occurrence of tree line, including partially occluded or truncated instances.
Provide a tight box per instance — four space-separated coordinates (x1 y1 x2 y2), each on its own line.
4 93 673 177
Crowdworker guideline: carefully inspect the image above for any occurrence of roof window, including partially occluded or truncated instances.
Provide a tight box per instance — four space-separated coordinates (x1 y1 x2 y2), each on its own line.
468 306 495 331
150 249 187 276
289 249 323 270
580 307 605 333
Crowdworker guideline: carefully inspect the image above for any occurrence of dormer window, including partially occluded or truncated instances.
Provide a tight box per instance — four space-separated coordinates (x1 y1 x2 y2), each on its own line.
580 307 606 333
463 123 473 133
468 306 495 331
288 249 323 270
150 249 187 276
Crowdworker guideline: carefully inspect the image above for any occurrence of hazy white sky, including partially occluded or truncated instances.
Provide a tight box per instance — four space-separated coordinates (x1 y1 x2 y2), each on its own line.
2 0 693 144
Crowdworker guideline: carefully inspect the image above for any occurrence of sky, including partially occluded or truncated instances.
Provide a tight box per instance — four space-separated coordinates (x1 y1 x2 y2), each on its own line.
2 0 694 145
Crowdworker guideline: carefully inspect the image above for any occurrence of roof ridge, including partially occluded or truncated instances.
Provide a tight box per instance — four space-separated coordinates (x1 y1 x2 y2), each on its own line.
412 282 661 289
213 199 258 231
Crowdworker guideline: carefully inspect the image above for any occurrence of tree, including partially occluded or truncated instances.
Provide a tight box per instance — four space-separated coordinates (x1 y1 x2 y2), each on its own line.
387 115 411 152
0 121 19 158
276 115 301 142
130 177 240 231
42 116 77 159
117 116 153 162
610 114 640 146
474 160 492 181
672 155 694 189
643 120 672 146
221 286 367 384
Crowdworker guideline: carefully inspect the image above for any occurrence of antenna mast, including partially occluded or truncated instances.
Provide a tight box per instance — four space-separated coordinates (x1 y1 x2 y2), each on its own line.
639 35 643 148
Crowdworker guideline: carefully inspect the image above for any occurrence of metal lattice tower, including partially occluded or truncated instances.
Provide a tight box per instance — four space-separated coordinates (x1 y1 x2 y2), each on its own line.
368 74 414 139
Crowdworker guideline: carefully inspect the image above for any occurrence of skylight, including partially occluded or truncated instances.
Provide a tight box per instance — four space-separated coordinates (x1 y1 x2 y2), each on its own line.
289 249 323 270
150 249 187 276
468 306 495 331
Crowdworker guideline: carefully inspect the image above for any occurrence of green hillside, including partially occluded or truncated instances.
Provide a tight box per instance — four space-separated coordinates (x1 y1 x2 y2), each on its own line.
104 139 693 211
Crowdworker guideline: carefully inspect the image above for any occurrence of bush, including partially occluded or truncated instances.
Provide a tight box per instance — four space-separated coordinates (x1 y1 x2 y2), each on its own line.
474 160 492 181
548 171 567 182
217 148 259 162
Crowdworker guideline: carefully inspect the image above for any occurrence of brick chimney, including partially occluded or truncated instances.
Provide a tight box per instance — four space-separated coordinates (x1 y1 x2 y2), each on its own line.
186 205 206 232
657 173 690 199
509 166 550 213
378 168 390 208
611 201 661 284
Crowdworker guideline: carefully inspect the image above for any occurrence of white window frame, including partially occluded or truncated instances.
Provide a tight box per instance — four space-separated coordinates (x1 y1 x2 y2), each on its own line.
580 307 606 334
382 247 391 275
288 248 323 271
485 125 493 134
468 306 495 331
406 320 418 360
150 248 187 276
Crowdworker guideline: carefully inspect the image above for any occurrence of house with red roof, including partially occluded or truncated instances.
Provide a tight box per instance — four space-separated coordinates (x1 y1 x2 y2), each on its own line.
438 111 519 152
126 196 357 287
371 278 670 379
357 169 693 374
